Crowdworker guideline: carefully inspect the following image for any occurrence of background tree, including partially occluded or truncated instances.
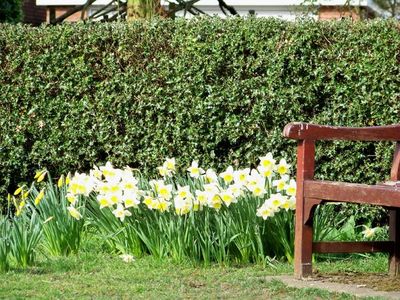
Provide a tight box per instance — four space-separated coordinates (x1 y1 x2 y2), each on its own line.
127 0 161 20
375 0 399 17
0 0 22 23
51 0 238 24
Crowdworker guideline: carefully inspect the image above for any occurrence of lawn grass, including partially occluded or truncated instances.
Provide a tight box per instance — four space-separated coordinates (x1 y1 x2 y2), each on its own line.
0 250 388 299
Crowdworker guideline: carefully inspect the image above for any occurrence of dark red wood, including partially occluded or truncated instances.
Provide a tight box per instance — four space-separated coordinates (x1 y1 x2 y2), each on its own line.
284 122 400 141
284 122 400 278
313 241 395 254
391 143 400 181
294 140 315 278
389 143 400 276
304 198 323 225
303 180 400 208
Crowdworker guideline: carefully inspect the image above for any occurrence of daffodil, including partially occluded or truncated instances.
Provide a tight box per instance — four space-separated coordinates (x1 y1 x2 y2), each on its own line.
203 183 220 194
187 160 204 178
220 191 236 207
67 206 82 220
109 193 122 205
100 162 121 183
256 202 276 220
112 204 132 221
119 254 134 263
257 164 274 178
259 153 276 168
268 193 287 210
123 193 140 208
98 182 111 194
57 175 65 187
245 169 264 190
110 184 121 194
66 193 78 205
234 168 250 185
37 170 47 183
34 188 45 206
68 172 96 196
97 194 112 209
285 179 296 196
226 183 244 197
208 193 222 210
192 198 201 211
220 166 234 184
22 190 30 199
157 184 173 200
250 183 266 197
14 186 24 196
176 185 191 200
157 165 170 177
281 196 296 211
195 190 208 205
276 159 290 175
164 158 176 172
362 225 378 239
122 179 138 192
174 197 192 215
149 179 165 193
143 195 157 210
90 165 103 180
16 208 22 217
155 198 171 212
272 175 289 192
205 168 218 183
66 172 71 185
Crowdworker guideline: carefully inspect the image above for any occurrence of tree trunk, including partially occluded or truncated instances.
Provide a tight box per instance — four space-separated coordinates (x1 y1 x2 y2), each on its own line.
127 0 160 20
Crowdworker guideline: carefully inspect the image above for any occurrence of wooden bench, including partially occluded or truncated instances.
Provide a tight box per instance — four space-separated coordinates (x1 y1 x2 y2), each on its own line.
283 122 400 278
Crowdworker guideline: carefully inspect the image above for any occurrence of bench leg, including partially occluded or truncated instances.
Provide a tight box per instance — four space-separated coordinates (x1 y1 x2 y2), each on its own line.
294 139 315 279
389 208 400 276
294 197 313 278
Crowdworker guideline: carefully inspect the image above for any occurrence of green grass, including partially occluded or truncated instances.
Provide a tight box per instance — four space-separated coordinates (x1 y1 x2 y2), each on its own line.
0 251 389 299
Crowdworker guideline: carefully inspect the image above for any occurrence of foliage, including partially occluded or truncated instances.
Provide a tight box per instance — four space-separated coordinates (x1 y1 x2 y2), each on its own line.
0 0 22 23
56 154 295 264
0 216 11 271
0 19 399 211
29 176 86 256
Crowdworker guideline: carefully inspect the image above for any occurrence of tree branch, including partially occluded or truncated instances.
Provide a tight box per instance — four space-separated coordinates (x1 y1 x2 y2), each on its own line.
217 0 237 15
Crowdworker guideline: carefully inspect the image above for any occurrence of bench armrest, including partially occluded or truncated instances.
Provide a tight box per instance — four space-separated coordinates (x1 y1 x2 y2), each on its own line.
283 122 400 141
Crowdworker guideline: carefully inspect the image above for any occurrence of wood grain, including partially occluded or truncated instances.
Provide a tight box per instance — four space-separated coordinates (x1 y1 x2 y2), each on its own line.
283 122 400 141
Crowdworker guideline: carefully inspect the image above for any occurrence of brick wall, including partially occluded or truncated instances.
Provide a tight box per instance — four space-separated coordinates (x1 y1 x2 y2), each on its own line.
47 6 87 23
319 6 361 20
22 0 46 25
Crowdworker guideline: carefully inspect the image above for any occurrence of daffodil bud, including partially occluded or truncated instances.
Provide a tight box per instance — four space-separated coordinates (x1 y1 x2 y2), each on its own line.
37 171 47 183
14 186 23 196
57 175 65 188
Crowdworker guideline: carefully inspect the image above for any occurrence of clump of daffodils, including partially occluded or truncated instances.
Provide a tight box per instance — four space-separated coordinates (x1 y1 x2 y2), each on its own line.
11 169 48 216
64 153 296 222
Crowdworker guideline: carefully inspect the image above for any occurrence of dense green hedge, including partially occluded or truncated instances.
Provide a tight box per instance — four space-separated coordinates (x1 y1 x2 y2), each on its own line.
0 18 399 200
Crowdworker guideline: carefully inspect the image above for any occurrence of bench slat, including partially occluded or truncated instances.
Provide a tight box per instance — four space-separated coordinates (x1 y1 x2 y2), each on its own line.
304 180 400 207
313 241 395 254
284 122 400 141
